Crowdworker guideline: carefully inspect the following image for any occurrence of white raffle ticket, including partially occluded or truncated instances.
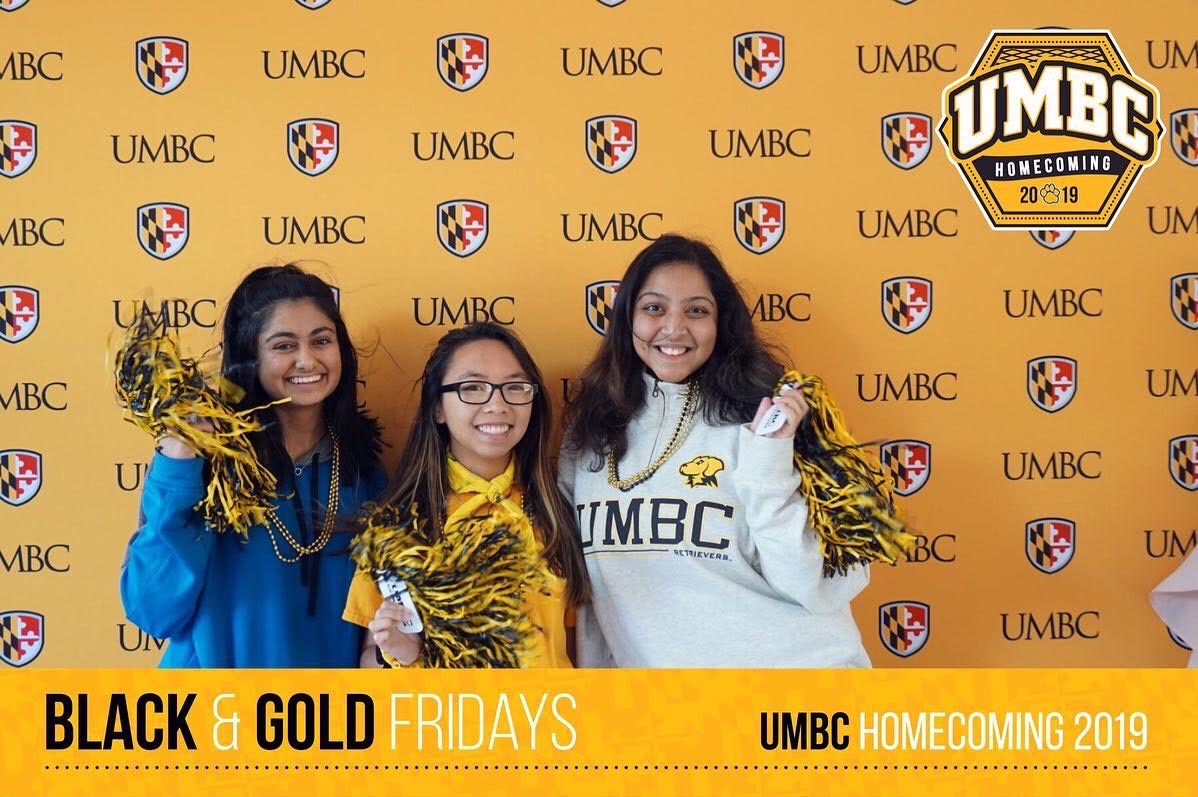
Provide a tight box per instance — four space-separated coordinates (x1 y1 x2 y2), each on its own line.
755 380 799 436
376 571 424 634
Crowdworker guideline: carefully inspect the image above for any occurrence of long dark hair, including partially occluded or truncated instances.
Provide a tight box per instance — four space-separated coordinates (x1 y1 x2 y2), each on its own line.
220 264 382 483
379 323 589 605
564 234 785 466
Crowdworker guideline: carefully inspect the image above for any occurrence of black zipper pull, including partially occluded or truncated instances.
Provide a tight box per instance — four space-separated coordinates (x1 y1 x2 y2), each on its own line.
652 376 661 398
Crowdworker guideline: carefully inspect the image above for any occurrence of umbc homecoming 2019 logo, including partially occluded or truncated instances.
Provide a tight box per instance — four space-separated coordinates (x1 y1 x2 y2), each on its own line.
0 286 39 344
135 37 187 95
287 118 339 176
1027 356 1076 413
881 113 932 169
733 32 784 89
437 34 488 91
880 440 930 496
879 601 929 658
939 30 1162 229
0 449 41 507
585 115 636 173
881 277 932 333
0 0 30 12
0 120 36 178
437 200 488 257
1026 517 1076 574
137 203 189 260
585 280 620 335
734 197 785 254
0 611 43 667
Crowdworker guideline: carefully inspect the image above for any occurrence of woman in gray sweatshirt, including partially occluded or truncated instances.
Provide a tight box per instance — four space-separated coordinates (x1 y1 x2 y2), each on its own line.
560 234 870 667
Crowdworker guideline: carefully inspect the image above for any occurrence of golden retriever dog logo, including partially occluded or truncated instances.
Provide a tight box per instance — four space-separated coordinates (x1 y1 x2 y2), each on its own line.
680 455 725 488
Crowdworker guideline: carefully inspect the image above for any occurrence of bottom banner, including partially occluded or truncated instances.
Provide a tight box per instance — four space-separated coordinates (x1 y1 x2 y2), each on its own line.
0 669 1193 796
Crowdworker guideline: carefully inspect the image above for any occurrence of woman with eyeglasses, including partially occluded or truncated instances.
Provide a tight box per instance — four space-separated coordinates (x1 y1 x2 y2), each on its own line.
343 322 590 667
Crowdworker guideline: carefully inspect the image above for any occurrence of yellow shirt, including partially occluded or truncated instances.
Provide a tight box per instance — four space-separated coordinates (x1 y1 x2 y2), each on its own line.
343 456 573 668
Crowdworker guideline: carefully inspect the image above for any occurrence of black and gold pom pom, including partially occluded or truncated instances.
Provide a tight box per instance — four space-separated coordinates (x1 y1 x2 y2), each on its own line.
113 310 284 536
781 370 916 576
351 504 547 668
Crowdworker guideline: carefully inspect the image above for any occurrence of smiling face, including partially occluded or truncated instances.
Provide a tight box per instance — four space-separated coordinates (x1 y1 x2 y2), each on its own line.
434 338 533 480
630 261 718 384
255 298 342 410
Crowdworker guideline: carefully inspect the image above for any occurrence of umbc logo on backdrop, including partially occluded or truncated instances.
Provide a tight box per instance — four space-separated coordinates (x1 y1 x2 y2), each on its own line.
1173 273 1198 330
881 113 932 169
1027 356 1076 413
135 37 187 95
734 197 784 254
585 115 636 173
0 611 42 667
287 118 339 176
1026 518 1075 574
733 32 783 89
1171 109 1198 166
881 277 932 334
879 601 929 658
0 449 41 507
437 34 487 91
437 200 487 257
585 280 620 336
0 286 38 344
1170 435 1198 491
0 0 30 12
1030 228 1074 249
879 440 930 496
939 30 1162 230
137 203 188 260
0 120 36 178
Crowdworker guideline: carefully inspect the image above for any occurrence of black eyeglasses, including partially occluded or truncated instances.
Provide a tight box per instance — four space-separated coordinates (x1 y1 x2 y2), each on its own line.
438 380 538 405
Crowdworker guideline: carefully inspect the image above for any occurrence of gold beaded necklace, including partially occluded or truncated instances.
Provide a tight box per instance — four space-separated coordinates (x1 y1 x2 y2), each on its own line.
262 429 341 563
606 380 698 492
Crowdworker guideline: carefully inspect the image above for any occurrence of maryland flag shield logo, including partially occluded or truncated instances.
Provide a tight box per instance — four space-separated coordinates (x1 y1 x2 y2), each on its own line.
596 0 626 6
1030 229 1074 250
585 115 637 173
881 277 932 334
1171 273 1198 330
880 440 930 496
939 30 1162 229
879 601 929 658
1169 435 1198 491
1170 109 1198 167
1027 356 1077 413
1025 518 1076 574
882 113 932 169
0 449 41 507
295 0 332 8
733 32 784 89
0 0 31 12
437 34 488 91
437 200 488 257
734 196 785 254
585 280 620 336
0 120 36 178
135 37 188 95
137 203 189 260
0 611 43 667
1167 626 1192 651
287 118 339 176
0 286 39 344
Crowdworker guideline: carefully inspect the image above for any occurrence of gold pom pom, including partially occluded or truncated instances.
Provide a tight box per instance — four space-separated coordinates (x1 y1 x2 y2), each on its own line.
113 310 285 536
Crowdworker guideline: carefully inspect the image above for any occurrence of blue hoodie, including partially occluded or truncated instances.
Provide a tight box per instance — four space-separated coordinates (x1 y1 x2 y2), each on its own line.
120 451 386 667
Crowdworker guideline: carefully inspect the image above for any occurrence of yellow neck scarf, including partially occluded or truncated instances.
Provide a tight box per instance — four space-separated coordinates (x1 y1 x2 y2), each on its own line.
445 456 535 547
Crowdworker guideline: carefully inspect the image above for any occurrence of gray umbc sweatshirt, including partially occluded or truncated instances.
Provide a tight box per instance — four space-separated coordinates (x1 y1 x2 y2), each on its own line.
560 373 871 668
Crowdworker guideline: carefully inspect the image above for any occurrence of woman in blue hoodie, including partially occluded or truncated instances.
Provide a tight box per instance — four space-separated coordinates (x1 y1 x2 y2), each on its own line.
120 265 385 667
